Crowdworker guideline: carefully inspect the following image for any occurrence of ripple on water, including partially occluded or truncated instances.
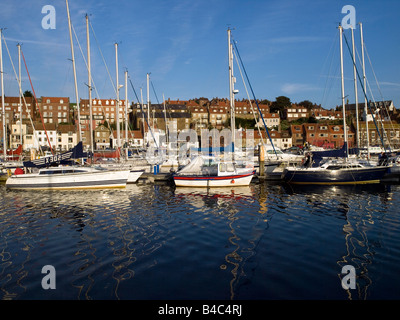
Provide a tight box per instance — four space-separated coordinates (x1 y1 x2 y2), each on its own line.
0 183 400 299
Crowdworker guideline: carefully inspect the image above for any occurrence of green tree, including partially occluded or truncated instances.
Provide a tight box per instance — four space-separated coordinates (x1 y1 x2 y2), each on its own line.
308 116 317 123
280 120 290 131
298 100 314 110
23 90 33 97
270 96 291 114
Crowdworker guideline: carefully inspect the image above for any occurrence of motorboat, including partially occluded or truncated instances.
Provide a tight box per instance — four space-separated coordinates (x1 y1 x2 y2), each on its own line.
173 155 255 187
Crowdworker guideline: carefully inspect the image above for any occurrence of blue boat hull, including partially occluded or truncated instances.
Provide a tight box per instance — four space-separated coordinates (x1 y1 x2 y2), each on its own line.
283 166 388 185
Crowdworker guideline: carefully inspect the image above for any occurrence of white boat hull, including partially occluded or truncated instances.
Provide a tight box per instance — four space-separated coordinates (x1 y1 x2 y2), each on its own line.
173 171 254 187
5 169 130 190
127 170 144 183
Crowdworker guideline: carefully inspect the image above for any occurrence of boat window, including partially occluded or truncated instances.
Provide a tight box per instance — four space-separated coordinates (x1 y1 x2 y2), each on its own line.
326 166 342 170
267 149 283 154
39 170 61 175
204 160 218 167
226 163 235 172
220 163 227 172
39 168 87 175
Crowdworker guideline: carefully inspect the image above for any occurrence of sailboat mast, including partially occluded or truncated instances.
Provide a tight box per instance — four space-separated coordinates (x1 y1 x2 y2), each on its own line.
125 69 128 159
339 25 348 157
359 22 370 159
18 43 22 148
351 27 359 150
86 14 94 154
147 73 151 135
66 0 82 143
228 28 235 156
140 87 146 144
163 93 168 144
115 42 121 152
0 29 6 159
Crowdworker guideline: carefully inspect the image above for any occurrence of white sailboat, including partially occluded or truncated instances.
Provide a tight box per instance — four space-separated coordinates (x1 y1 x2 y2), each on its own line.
173 155 254 187
91 41 144 183
173 28 255 187
5 2 131 190
5 141 130 189
5 165 129 190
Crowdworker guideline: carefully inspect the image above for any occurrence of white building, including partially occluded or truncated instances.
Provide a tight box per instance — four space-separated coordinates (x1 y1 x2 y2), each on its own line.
56 124 77 151
32 123 57 151
10 121 27 149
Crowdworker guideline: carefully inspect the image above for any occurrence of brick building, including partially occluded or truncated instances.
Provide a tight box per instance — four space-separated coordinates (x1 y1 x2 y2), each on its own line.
39 97 70 124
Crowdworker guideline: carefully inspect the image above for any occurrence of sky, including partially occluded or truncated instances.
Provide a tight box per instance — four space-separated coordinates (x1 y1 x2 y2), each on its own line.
1 0 399 110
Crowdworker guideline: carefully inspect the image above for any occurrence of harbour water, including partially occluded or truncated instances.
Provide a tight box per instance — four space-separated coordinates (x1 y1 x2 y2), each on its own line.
1 181 400 300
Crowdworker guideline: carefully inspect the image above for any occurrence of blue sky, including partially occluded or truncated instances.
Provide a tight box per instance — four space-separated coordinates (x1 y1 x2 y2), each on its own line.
1 0 399 110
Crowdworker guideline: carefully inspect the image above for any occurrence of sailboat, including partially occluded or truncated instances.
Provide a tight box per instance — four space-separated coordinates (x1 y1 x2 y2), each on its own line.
173 28 255 188
5 2 131 190
282 25 388 185
5 141 130 189
90 42 144 183
173 155 254 187
0 30 25 181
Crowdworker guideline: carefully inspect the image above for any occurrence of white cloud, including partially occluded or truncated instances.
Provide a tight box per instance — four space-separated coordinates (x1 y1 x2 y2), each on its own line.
268 36 325 44
281 83 318 95
379 82 400 87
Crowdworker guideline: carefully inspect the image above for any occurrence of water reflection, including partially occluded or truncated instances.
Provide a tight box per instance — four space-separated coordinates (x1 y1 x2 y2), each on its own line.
173 186 270 299
174 186 254 208
1 182 400 299
0 184 170 299
281 182 395 300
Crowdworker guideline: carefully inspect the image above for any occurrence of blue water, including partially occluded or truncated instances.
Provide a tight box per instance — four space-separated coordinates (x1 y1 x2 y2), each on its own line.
0 182 399 300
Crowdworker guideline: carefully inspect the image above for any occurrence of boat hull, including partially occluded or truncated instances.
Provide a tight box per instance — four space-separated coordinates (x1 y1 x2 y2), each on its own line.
5 170 130 190
282 166 388 185
127 170 144 183
173 171 254 187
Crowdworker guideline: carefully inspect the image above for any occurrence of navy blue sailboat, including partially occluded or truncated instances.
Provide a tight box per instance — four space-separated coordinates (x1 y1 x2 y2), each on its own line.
282 25 388 185
282 150 388 185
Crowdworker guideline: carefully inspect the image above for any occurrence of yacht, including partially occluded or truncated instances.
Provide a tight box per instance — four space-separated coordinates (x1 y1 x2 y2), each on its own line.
5 165 130 190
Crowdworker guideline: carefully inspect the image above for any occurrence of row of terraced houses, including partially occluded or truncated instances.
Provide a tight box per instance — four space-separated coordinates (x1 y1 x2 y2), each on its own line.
1 95 399 152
